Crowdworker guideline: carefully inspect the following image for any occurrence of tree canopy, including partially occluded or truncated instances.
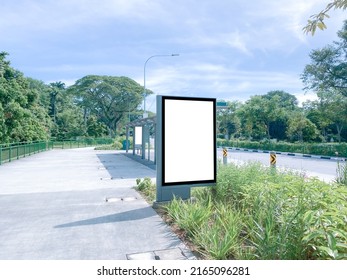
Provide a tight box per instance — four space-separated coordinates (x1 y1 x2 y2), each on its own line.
302 20 347 97
0 53 149 142
68 75 147 137
0 52 51 142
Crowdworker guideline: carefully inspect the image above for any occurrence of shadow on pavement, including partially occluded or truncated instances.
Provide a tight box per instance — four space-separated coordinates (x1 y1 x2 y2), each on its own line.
122 153 156 170
54 206 156 228
96 153 155 179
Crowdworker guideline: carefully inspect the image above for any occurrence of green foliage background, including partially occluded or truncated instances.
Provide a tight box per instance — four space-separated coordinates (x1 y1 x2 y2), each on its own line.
1 21 347 145
0 52 146 143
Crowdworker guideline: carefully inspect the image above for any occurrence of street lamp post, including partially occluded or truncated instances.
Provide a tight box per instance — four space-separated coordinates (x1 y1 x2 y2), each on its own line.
143 53 179 118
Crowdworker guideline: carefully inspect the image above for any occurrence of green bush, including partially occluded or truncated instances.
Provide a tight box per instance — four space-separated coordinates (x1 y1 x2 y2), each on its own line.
135 177 155 202
113 136 133 150
94 136 128 150
217 139 347 158
113 140 123 150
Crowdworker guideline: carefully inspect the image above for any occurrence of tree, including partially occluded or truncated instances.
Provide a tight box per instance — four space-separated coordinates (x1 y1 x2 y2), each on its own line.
302 22 347 142
47 82 91 139
68 75 146 137
49 81 65 123
303 100 332 141
303 0 347 35
0 52 9 78
286 113 319 142
318 91 347 142
217 101 241 139
0 102 6 141
262 90 298 110
86 115 107 137
239 91 298 140
27 78 51 108
263 91 298 140
0 52 51 142
52 105 85 139
302 21 347 97
240 96 278 140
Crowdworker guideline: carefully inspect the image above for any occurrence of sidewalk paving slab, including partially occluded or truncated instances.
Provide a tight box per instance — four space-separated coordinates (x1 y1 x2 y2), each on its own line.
0 148 195 260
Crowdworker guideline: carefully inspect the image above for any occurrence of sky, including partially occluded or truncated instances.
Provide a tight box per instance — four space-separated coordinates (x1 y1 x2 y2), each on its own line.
1 0 346 112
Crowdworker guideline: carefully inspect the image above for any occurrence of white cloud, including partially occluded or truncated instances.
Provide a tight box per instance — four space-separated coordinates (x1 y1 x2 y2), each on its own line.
136 59 304 100
218 0 344 52
143 64 308 112
295 92 318 106
3 0 345 110
226 31 252 56
3 0 343 52
0 0 166 34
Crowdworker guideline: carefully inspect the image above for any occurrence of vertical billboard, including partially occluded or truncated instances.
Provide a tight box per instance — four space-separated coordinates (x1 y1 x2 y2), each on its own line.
158 96 216 187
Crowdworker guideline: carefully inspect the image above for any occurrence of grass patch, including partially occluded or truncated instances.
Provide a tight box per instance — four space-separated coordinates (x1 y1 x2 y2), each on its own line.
166 197 212 238
133 163 347 259
192 203 243 259
94 144 116 150
135 177 156 203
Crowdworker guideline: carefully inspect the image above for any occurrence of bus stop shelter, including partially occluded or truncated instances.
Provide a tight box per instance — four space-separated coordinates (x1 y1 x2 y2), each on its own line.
125 116 156 163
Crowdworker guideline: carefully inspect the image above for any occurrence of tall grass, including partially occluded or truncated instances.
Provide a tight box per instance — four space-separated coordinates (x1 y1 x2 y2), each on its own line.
193 204 243 259
166 197 212 238
164 163 347 260
135 177 156 202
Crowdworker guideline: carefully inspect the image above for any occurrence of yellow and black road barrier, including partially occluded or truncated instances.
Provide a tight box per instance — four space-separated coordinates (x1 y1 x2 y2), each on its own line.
270 151 276 169
223 147 228 165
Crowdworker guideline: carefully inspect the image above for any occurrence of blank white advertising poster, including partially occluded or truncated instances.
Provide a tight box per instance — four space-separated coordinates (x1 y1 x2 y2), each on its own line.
163 97 216 185
134 126 142 145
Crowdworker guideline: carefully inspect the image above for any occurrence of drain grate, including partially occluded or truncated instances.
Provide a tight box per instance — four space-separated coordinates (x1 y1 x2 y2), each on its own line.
126 252 157 260
126 248 188 260
122 196 137 201
105 196 138 203
100 177 125 180
105 197 122 203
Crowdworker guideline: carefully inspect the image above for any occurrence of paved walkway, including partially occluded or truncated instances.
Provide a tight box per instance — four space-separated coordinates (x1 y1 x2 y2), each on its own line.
0 148 195 260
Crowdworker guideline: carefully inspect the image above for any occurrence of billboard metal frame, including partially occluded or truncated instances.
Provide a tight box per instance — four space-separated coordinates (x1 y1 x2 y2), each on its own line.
156 95 217 202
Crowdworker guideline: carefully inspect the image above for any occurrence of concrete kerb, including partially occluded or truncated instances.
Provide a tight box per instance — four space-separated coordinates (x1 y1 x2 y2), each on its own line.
219 147 347 162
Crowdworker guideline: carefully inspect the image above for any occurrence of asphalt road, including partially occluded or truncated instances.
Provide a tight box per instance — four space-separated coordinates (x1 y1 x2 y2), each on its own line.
217 149 339 183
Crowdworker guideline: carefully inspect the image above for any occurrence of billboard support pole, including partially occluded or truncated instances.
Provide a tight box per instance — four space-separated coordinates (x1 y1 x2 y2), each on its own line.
141 125 146 159
126 127 129 153
132 126 135 155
